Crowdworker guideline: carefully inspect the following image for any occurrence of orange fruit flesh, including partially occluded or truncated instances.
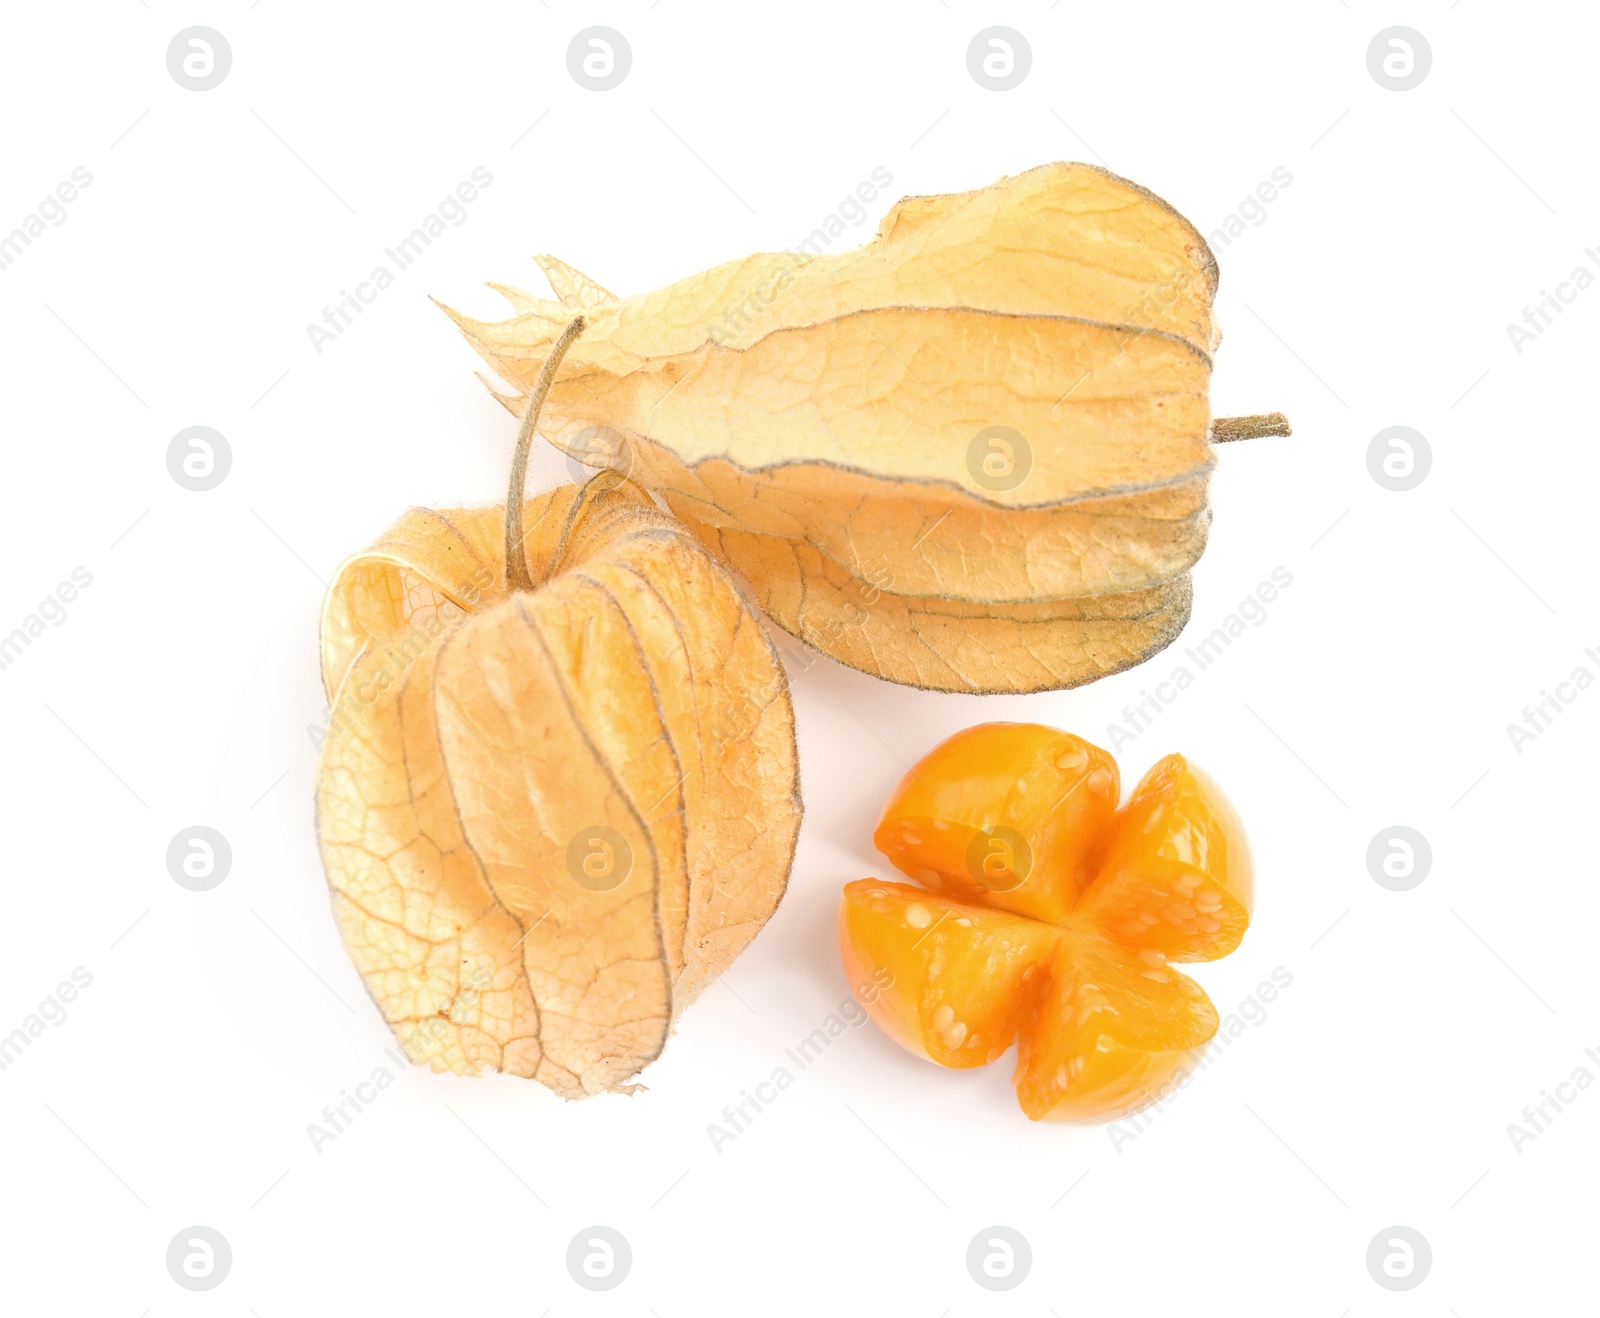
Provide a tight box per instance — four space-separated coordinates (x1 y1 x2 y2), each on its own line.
846 724 1253 1122
840 880 1058 1068
1073 754 1254 962
840 881 1218 1118
872 722 1120 925
1013 935 1217 1121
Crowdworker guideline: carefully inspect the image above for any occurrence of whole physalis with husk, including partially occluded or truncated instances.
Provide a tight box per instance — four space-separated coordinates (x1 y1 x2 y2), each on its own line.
444 162 1288 694
314 323 801 1099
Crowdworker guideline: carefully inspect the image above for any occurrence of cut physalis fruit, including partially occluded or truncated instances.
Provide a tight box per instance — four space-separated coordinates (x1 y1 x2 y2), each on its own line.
840 722 1252 1121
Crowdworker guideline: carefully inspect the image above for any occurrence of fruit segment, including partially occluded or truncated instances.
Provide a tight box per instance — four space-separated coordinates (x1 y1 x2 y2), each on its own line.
872 722 1120 925
1013 936 1218 1121
1073 754 1254 962
842 723 1253 1122
840 880 1058 1068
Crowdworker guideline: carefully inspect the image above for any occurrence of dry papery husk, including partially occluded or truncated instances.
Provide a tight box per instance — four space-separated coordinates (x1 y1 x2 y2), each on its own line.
442 161 1287 693
315 471 801 1098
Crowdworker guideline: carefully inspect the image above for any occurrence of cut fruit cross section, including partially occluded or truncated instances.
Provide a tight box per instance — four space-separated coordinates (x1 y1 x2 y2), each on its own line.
840 724 1253 1121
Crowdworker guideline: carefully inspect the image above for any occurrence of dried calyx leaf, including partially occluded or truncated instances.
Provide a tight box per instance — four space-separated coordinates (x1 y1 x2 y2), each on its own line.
444 162 1289 693
695 526 1195 694
315 343 801 1097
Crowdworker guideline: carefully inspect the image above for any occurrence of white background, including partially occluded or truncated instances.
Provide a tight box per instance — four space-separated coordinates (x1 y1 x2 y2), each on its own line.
1 2 1594 1313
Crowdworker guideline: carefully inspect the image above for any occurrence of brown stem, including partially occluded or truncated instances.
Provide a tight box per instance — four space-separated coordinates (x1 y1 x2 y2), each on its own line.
1211 412 1292 443
505 315 586 592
